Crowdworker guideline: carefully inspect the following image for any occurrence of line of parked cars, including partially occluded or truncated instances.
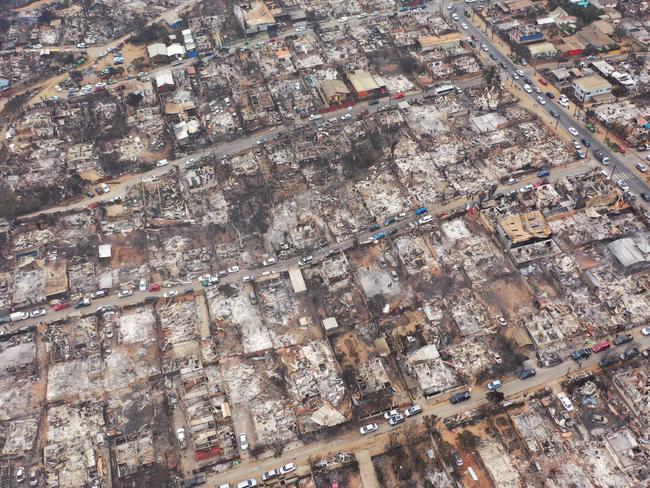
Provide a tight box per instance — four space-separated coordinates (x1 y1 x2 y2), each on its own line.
359 403 423 436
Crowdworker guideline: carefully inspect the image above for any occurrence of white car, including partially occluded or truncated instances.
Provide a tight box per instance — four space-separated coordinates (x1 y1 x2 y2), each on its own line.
567 127 579 137
359 423 378 434
358 12 368 19
487 379 502 390
617 180 629 191
520 184 533 193
118 289 133 298
536 96 546 105
533 86 542 94
572 141 582 150
163 290 178 298
447 3 454 8
636 163 647 173
451 13 459 20
404 404 423 417
261 469 279 481
523 84 532 93
461 22 469 29
481 44 488 52
239 433 249 451
383 409 399 420
338 16 348 22
388 413 406 426
157 159 169 167
641 326 650 336
516 69 525 77
418 215 433 225
30 308 47 318
228 266 240 274
512 73 520 80
295 26 306 32
263 257 277 266
139 279 147 292
242 275 254 283
236 481 257 488
279 463 296 475
559 98 569 108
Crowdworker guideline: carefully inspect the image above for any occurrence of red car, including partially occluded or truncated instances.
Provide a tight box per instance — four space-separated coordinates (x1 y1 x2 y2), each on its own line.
148 283 161 292
392 92 405 100
52 302 71 312
538 78 548 86
533 178 549 188
592 341 611 353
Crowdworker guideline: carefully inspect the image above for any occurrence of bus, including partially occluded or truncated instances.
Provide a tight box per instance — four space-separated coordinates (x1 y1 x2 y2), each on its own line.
434 85 455 95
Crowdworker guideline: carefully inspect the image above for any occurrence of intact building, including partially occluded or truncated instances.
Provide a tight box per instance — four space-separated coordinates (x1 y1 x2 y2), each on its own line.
320 79 351 106
345 70 387 100
573 75 612 103
418 33 462 52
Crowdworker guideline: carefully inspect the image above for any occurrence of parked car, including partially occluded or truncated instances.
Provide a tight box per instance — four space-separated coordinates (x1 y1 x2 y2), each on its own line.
620 347 640 361
599 356 618 368
75 298 91 309
418 215 433 225
415 206 428 216
519 184 533 193
614 334 633 346
227 266 240 274
90 289 107 299
30 308 47 318
52 302 71 311
592 340 611 353
383 409 400 420
404 404 423 417
163 290 178 298
571 348 592 361
263 257 277 266
487 379 502 391
368 99 380 105
519 368 536 380
641 192 650 202
581 138 591 147
261 469 279 481
452 450 464 466
388 413 406 425
617 180 629 191
118 289 133 298
536 95 546 105
392 92 405 100
636 163 648 173
148 283 161 292
236 481 257 488
567 127 579 137
139 279 147 291
360 423 378 435
176 428 187 449
239 433 248 450
537 168 550 177
279 463 296 475
641 326 650 336
29 467 39 486
16 466 25 483
545 91 555 99
549 110 559 118
450 391 471 404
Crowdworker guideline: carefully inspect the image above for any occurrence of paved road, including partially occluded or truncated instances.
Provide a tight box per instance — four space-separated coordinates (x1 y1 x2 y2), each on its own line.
444 1 650 204
209 327 650 487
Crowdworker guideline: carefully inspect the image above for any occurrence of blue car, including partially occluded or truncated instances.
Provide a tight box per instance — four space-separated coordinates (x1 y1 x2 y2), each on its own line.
372 231 386 241
580 138 591 147
537 169 550 177
415 206 428 216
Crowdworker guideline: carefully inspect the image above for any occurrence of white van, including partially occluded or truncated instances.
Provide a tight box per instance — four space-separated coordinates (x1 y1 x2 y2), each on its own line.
100 183 110 193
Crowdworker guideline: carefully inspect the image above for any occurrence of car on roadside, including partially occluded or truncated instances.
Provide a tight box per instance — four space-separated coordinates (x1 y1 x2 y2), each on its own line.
559 98 569 108
641 326 650 336
617 180 629 191
261 469 279 482
641 193 650 202
599 356 618 368
576 150 586 160
620 347 639 361
404 404 423 417
279 463 296 475
636 162 648 173
549 110 559 119
537 168 550 177
29 466 39 486
592 341 611 353
581 138 591 147
519 184 534 193
30 308 47 318
383 409 400 420
516 69 525 77
236 480 257 488
227 266 240 274
546 91 555 99
163 290 178 298
16 467 25 483
256 137 268 145
536 95 546 105
338 16 348 22
418 215 433 225
263 257 277 266
567 127 579 137
450 391 471 404
519 368 536 380
360 423 378 434
52 302 71 312
117 289 133 298
571 348 592 361
451 13 459 20
614 334 633 346
512 73 520 80
368 99 380 105
523 84 532 93
90 289 107 299
461 22 469 29
388 413 406 425
572 140 582 150
487 379 502 391
392 92 406 100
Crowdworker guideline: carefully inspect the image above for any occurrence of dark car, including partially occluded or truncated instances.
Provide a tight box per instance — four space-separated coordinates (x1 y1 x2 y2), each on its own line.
641 192 650 202
545 92 555 98
368 223 381 231
368 99 380 105
580 138 591 147
450 391 471 404
537 169 550 177
85 191 95 198
549 110 559 118
489 53 497 60
599 356 619 368
524 77 532 85
571 348 592 361
619 347 639 361
183 288 194 295
594 149 604 159
519 368 536 380
499 61 507 69
614 334 633 346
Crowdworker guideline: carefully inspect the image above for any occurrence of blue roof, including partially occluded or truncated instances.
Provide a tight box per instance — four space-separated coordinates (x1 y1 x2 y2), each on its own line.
0 79 11 88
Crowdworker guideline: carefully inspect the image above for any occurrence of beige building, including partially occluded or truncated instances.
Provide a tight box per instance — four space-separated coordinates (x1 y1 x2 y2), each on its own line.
573 75 612 102
418 33 462 52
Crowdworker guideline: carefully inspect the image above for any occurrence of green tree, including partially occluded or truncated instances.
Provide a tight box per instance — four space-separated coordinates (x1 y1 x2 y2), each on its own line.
457 430 480 451
0 186 19 218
